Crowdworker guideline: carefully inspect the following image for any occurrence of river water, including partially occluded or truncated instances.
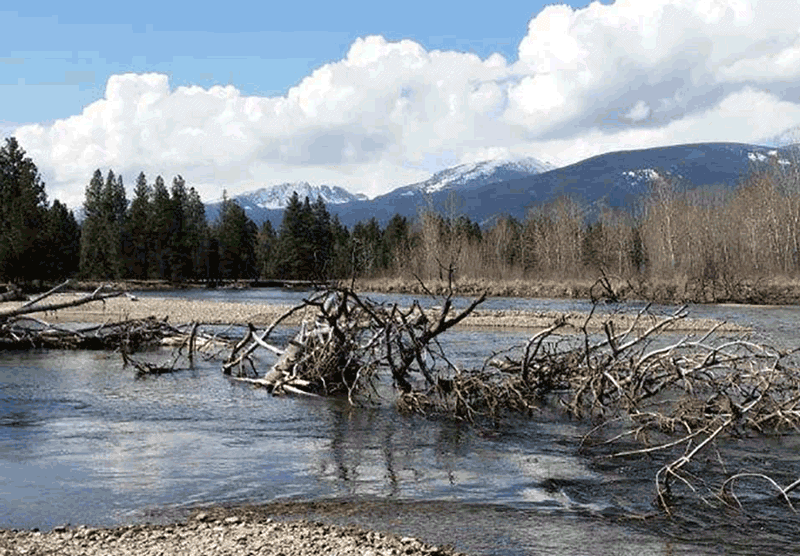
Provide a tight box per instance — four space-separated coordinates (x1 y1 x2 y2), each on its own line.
2 288 800 555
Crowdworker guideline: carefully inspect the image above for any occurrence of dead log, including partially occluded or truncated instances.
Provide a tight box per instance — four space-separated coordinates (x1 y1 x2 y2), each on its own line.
223 287 487 401
0 283 130 324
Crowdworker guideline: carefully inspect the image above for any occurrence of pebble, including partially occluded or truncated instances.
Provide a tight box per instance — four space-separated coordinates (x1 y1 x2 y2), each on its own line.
0 515 468 556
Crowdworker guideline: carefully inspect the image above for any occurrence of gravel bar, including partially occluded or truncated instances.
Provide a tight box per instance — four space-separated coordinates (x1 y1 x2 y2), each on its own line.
0 293 746 332
0 510 465 556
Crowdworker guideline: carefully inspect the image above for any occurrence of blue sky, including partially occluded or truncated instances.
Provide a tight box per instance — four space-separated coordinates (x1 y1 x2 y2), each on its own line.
3 1 800 207
2 1 598 126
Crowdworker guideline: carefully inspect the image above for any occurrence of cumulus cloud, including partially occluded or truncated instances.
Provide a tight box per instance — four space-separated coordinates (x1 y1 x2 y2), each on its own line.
13 0 800 208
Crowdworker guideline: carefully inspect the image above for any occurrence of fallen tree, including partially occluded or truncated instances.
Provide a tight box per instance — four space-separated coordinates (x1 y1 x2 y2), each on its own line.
223 286 486 402
0 281 221 358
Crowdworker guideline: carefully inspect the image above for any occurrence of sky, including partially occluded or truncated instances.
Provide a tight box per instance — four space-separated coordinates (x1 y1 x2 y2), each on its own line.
3 0 800 208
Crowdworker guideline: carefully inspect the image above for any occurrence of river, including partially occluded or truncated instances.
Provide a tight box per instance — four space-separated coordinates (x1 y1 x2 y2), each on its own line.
1 288 799 555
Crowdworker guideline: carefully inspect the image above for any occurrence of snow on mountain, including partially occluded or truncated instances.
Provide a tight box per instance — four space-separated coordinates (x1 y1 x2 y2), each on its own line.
621 168 661 187
231 182 366 211
748 150 793 166
416 156 555 194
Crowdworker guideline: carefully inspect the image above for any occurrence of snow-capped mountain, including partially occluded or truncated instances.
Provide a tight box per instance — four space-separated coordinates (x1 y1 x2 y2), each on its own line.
204 143 796 229
225 182 365 211
416 156 556 194
206 181 366 223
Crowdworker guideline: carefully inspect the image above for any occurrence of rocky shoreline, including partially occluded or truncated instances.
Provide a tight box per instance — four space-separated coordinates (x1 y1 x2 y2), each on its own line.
0 508 465 556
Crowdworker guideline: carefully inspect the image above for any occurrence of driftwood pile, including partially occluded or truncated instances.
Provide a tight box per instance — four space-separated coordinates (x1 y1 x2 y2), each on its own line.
223 288 486 402
0 282 221 376
391 301 800 514
221 287 800 514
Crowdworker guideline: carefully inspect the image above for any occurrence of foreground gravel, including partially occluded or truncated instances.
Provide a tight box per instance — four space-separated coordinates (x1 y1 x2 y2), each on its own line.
0 510 465 556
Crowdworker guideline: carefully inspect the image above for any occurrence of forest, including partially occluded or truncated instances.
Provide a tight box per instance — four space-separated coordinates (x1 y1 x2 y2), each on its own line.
2 134 800 301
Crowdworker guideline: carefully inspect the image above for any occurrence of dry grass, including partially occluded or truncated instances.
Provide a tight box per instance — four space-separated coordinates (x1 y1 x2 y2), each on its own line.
356 275 800 305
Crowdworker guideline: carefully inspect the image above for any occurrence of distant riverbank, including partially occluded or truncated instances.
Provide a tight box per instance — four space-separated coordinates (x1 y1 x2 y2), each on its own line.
357 275 800 305
0 292 746 334
23 274 800 306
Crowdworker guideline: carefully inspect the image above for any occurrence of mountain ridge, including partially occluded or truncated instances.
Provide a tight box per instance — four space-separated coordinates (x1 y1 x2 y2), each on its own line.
205 142 795 229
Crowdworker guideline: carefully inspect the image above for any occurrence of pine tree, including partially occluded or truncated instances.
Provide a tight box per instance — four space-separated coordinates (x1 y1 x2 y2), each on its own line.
150 176 172 279
328 214 351 278
275 192 305 279
79 169 128 279
107 170 128 278
43 200 80 279
168 175 190 281
310 196 333 278
215 196 257 280
0 137 48 283
382 214 411 271
184 186 208 280
124 172 152 279
351 217 383 276
256 219 277 278
79 169 108 278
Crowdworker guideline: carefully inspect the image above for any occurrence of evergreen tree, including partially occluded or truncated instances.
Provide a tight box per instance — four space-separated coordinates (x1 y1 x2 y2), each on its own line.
103 170 127 278
351 217 384 276
79 169 109 278
215 196 257 280
124 172 152 279
275 192 307 279
79 169 128 279
328 214 351 279
256 219 277 278
184 186 208 280
582 222 606 272
42 200 80 279
382 214 411 271
310 196 333 278
168 175 190 281
0 137 48 282
150 176 172 279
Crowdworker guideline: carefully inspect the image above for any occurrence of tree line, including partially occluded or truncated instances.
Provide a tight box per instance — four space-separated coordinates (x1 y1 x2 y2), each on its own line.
0 137 80 283
3 134 800 296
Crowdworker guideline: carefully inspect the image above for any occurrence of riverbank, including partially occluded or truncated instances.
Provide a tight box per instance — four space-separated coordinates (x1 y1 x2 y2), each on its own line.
357 275 800 305
0 507 464 556
0 292 746 333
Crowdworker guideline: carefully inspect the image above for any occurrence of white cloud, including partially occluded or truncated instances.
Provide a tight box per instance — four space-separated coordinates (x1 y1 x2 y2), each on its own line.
625 100 651 122
13 0 800 209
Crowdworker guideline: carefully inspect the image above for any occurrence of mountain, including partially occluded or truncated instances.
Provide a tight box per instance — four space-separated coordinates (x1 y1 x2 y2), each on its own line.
319 143 793 227
204 143 796 229
412 156 556 194
205 181 366 224
215 155 555 228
